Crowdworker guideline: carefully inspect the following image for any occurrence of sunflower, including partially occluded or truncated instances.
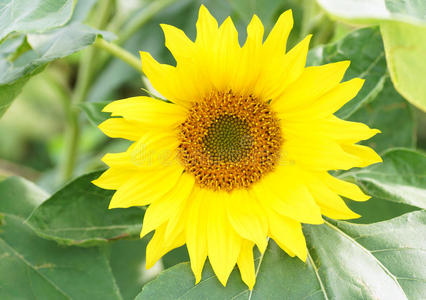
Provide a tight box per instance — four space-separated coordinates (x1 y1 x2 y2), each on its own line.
93 5 382 289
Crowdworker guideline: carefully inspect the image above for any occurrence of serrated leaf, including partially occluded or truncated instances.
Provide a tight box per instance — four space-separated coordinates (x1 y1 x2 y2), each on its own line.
27 172 144 247
347 148 426 210
307 26 387 119
0 176 123 299
0 0 75 41
136 211 426 299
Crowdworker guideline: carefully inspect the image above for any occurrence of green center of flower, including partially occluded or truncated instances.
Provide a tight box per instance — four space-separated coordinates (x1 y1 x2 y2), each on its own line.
203 114 252 162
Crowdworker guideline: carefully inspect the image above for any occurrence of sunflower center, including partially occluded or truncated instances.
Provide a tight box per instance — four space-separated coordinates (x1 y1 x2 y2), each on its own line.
203 114 252 162
178 90 282 192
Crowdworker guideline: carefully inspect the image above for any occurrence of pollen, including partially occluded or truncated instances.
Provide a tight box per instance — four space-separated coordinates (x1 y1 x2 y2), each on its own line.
178 90 282 191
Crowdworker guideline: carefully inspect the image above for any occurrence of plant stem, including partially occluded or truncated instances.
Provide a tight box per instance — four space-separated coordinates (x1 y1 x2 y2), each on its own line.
93 38 142 73
61 0 113 182
116 0 177 46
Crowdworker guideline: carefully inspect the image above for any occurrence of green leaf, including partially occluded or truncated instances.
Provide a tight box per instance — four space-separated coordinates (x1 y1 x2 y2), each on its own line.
348 148 426 210
137 242 320 300
347 77 416 154
307 26 387 119
314 0 426 111
80 101 110 126
0 0 75 41
27 172 144 247
305 214 426 300
340 148 424 224
0 176 123 299
162 246 189 269
107 238 150 300
381 21 426 111
0 23 113 118
0 35 25 59
316 0 426 25
136 211 426 299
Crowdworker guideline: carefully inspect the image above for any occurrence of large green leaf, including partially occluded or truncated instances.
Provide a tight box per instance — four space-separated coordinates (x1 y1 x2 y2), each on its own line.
106 235 188 300
316 0 426 25
315 0 426 111
107 238 150 300
0 176 123 299
0 23 113 117
307 26 387 119
381 21 426 112
0 0 115 119
0 0 75 40
136 211 426 299
27 172 144 247
347 148 426 210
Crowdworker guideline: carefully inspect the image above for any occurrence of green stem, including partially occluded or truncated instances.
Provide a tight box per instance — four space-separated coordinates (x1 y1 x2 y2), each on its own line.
93 38 142 73
116 0 177 45
61 0 113 182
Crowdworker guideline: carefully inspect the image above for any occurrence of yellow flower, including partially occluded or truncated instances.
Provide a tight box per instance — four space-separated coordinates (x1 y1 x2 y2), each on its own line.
93 5 382 289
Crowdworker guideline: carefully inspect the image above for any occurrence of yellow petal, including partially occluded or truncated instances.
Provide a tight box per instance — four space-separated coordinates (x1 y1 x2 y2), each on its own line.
321 117 380 143
209 16 241 91
283 78 365 119
103 96 187 128
308 179 360 220
279 34 312 87
129 131 180 169
207 191 242 286
267 209 307 261
145 224 185 269
253 166 323 224
227 189 268 253
100 151 134 168
140 52 195 106
98 118 145 141
263 10 293 54
237 240 256 290
185 188 208 283
233 14 264 95
92 168 135 190
108 166 183 208
255 35 312 102
161 24 195 63
319 172 371 202
195 5 218 47
140 173 194 238
341 144 383 167
282 136 362 171
282 115 380 144
273 61 350 113
246 14 264 48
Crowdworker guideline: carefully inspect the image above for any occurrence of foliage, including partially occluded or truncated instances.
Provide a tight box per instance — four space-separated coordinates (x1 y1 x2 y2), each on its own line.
0 0 425 299
316 0 426 111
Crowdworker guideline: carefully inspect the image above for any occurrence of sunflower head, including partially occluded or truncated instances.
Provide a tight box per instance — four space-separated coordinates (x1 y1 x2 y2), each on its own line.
93 5 382 289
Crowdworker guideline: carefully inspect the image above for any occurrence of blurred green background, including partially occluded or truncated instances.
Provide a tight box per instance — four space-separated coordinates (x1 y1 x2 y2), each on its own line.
0 0 424 193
